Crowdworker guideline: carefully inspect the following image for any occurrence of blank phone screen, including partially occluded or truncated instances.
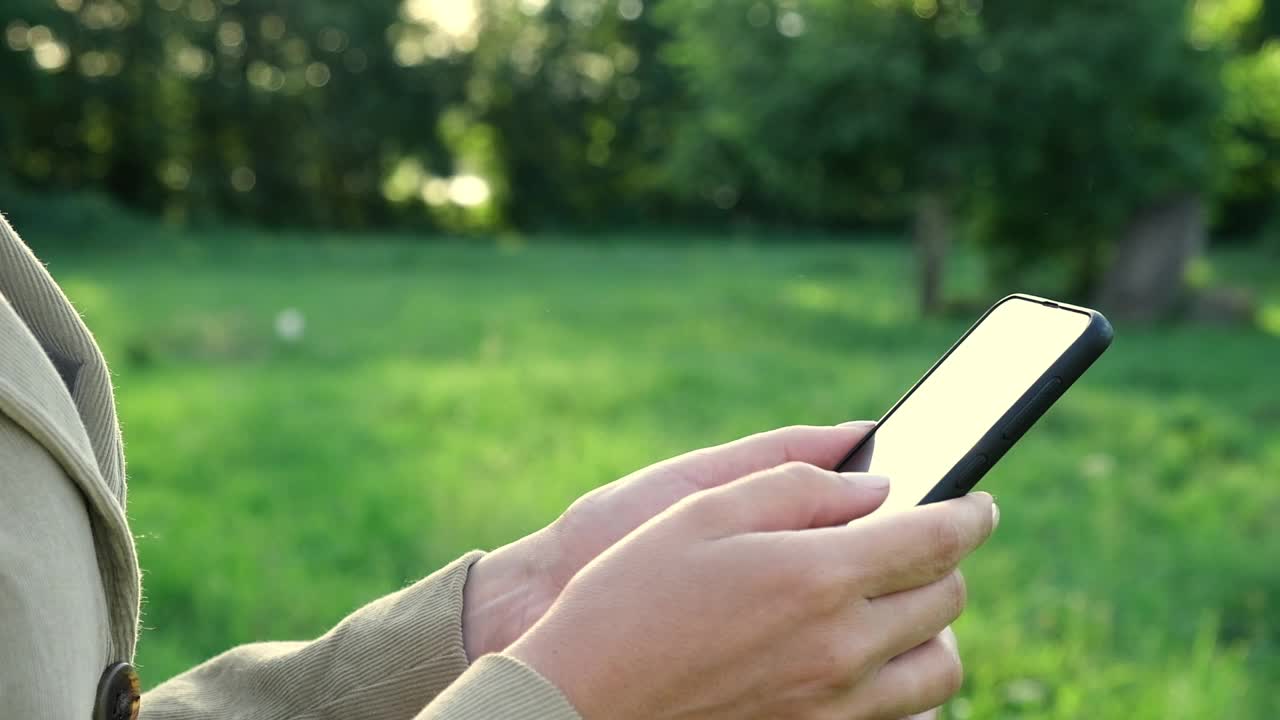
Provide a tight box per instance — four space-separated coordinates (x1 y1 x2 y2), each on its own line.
839 298 1091 515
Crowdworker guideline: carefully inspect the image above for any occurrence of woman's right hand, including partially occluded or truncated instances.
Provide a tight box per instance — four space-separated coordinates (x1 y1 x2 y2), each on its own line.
507 463 998 720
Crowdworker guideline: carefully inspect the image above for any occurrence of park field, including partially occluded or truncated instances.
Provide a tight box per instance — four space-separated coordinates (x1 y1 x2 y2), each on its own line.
34 231 1280 718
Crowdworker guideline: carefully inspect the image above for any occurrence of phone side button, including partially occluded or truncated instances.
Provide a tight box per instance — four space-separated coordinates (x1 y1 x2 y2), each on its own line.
1001 377 1063 440
954 454 989 492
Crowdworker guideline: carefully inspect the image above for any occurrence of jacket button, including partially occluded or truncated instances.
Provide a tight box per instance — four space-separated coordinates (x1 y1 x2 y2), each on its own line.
93 662 140 720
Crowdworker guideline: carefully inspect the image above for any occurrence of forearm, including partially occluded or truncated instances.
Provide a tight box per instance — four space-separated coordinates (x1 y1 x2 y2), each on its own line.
461 527 559 660
424 529 581 719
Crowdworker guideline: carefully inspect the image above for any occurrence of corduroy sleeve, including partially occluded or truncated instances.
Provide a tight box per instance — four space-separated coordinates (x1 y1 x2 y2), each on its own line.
140 550 530 720
417 654 582 720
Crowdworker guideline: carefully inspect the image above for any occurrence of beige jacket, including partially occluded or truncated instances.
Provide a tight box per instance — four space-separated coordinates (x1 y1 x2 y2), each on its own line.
0 216 580 719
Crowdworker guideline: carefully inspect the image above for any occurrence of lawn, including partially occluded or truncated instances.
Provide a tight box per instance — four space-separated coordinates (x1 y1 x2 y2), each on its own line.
35 230 1280 718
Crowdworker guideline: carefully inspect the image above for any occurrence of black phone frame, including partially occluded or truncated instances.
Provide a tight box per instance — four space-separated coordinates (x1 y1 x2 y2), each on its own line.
835 293 1114 505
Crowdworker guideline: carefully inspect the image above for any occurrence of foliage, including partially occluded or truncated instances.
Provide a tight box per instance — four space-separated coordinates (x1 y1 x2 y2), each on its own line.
0 0 1274 249
1198 0 1280 236
659 0 1223 296
657 0 989 225
39 225 1280 715
973 1 1223 296
463 0 687 227
1 0 469 227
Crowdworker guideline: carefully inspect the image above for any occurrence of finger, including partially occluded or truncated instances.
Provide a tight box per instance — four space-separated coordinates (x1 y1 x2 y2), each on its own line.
668 424 876 493
686 462 890 536
803 492 996 597
904 628 958 720
865 571 966 662
836 423 876 473
896 629 956 720
863 632 964 719
938 625 958 655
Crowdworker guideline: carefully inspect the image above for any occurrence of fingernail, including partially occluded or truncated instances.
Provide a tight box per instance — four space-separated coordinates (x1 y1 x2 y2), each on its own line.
843 472 890 489
838 420 877 429
991 502 1001 530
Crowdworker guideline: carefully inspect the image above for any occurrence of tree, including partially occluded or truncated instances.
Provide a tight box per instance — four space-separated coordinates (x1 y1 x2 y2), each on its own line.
463 0 688 228
659 0 1222 317
657 0 990 313
1195 0 1280 239
0 0 470 227
0 0 1245 288
974 1 1221 317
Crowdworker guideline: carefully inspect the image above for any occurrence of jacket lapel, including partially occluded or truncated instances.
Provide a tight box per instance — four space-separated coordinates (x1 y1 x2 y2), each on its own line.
0 215 139 663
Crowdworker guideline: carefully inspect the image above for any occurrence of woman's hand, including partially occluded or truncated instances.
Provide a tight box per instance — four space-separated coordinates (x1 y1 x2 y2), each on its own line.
508 464 997 720
462 423 874 659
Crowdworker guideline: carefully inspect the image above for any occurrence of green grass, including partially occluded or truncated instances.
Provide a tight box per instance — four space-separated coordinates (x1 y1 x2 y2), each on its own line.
36 231 1280 718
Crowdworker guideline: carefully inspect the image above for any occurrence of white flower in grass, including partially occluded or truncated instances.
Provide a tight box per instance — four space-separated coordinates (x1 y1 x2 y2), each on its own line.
1080 452 1115 479
275 308 306 342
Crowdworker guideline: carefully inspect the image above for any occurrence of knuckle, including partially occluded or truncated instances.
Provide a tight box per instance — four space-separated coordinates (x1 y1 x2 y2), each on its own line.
681 490 737 529
777 460 820 480
773 424 808 440
797 558 845 610
929 515 967 569
803 634 859 690
771 461 832 502
877 664 928 719
832 637 868 680
811 635 845 682
773 425 812 457
940 648 965 697
941 570 968 619
868 638 965 720
837 639 876 683
808 704 855 720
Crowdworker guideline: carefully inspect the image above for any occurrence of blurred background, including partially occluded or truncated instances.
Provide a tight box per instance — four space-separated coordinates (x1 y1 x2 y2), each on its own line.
2 0 1278 716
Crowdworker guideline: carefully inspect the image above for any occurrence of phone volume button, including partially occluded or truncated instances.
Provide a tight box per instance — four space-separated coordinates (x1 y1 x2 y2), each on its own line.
953 454 989 492
1001 377 1063 440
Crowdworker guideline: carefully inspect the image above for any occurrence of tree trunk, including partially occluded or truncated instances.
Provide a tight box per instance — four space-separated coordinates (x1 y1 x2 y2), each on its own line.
914 191 952 316
1095 194 1207 322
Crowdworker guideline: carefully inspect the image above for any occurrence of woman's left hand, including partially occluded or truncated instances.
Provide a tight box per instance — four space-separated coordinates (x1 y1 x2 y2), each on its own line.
461 422 874 659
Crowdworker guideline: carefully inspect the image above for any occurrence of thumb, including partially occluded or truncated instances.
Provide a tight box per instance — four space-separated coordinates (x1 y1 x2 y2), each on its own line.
690 462 890 536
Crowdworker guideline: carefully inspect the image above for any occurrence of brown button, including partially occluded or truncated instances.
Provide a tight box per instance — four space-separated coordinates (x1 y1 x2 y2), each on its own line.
93 662 140 720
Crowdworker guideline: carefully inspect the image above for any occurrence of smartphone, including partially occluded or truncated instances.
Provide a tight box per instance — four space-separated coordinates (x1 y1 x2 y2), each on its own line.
837 294 1113 515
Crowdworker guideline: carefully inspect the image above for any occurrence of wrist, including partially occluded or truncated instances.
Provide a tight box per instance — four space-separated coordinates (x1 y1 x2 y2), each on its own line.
507 611 613 720
462 527 559 661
